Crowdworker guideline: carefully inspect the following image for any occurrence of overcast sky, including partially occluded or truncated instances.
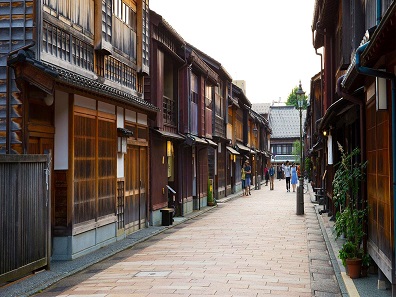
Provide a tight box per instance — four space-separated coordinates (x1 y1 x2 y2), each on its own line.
149 0 320 104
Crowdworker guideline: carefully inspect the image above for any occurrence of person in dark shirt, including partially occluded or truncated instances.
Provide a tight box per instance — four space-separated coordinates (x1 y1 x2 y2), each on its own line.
244 160 252 195
269 164 275 190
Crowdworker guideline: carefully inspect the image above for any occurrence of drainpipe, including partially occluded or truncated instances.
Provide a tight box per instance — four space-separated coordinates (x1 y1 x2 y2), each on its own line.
177 45 188 217
312 26 323 122
355 41 396 269
376 0 382 26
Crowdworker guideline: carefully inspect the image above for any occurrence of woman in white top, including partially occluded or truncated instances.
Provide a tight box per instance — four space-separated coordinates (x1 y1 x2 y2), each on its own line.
283 161 291 192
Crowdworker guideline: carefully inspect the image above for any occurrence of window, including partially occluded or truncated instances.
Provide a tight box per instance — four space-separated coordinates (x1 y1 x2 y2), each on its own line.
191 73 199 104
215 83 223 116
163 96 176 125
113 0 137 31
73 109 116 224
205 85 213 109
271 144 293 155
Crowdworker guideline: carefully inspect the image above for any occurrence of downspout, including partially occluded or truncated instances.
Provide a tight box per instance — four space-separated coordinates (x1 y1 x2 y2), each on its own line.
312 26 323 122
355 41 396 270
177 45 188 217
313 21 327 194
377 0 382 26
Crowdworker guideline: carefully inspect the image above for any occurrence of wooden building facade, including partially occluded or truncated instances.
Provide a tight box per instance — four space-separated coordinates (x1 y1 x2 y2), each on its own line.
310 0 396 293
2 1 272 267
1 0 158 260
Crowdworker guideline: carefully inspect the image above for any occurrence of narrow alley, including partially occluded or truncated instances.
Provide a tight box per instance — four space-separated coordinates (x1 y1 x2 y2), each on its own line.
32 179 339 297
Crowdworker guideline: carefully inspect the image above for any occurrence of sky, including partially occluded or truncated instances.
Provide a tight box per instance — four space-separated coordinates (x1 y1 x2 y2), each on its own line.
149 0 320 104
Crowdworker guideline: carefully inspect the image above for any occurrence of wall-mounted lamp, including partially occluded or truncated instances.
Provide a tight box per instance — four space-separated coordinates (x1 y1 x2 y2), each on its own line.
44 94 54 106
166 141 173 157
253 125 258 138
117 128 134 154
323 130 327 137
376 76 387 110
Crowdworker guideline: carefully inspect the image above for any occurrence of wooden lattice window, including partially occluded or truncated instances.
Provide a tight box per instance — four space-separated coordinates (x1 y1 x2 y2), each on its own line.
74 113 96 224
141 0 150 69
117 180 125 230
103 56 138 90
42 21 94 72
215 83 223 116
73 109 116 224
235 110 243 141
102 0 112 42
98 117 117 217
163 95 176 126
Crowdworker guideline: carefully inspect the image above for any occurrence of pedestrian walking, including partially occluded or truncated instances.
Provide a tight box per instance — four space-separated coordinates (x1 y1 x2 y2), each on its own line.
277 165 282 180
244 160 252 195
283 161 291 192
269 164 275 190
264 165 269 186
241 165 246 196
291 163 298 192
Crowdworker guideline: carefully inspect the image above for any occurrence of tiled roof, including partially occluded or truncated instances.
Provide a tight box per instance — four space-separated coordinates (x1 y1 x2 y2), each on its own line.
9 50 159 113
269 106 306 138
47 64 159 113
252 103 271 115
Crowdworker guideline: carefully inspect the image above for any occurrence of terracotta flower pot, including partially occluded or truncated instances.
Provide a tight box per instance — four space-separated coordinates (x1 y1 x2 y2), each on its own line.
346 258 362 279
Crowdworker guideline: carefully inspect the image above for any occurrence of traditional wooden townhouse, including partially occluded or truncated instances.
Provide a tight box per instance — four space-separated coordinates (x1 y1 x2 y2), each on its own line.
311 0 365 217
311 0 396 292
226 83 250 193
146 10 186 223
341 1 396 291
1 0 158 260
186 46 233 200
306 72 325 191
171 43 219 212
247 109 271 188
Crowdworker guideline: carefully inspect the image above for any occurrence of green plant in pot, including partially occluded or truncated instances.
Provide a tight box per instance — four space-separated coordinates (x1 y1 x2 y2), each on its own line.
361 253 371 277
333 143 367 278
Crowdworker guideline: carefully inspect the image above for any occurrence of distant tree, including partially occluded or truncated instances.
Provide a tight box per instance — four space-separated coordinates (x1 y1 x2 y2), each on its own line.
292 140 302 164
286 86 308 109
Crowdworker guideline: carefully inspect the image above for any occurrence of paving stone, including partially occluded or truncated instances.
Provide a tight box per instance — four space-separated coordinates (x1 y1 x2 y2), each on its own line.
1 180 345 297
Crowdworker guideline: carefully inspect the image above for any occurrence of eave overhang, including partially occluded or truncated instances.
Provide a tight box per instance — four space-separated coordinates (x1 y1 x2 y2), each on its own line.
318 98 355 132
342 3 396 91
9 50 159 119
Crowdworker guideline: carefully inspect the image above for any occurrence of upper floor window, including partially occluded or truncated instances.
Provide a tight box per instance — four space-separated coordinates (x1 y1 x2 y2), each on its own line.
215 83 223 116
191 73 199 104
113 0 137 31
271 144 293 155
205 85 213 109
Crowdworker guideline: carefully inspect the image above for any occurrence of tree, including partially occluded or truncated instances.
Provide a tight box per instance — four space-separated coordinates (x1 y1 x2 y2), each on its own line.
286 86 308 109
292 140 301 164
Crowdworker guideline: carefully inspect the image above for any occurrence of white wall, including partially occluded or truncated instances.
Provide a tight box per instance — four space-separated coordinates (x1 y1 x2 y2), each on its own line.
54 90 69 170
117 107 125 178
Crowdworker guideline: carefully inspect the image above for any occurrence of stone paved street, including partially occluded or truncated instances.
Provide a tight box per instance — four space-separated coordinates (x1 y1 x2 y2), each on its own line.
28 179 341 297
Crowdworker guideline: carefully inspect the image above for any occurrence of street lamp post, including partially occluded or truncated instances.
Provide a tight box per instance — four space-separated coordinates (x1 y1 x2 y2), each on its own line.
296 81 305 215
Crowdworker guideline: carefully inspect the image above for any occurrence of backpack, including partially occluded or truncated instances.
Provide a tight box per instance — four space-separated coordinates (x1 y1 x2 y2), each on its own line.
269 167 275 176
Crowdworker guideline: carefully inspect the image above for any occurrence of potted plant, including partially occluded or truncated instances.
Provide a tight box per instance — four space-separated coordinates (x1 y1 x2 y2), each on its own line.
334 207 366 278
333 143 367 279
361 253 371 277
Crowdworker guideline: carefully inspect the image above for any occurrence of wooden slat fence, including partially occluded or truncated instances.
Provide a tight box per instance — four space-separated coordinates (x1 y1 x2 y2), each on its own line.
0 154 50 284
